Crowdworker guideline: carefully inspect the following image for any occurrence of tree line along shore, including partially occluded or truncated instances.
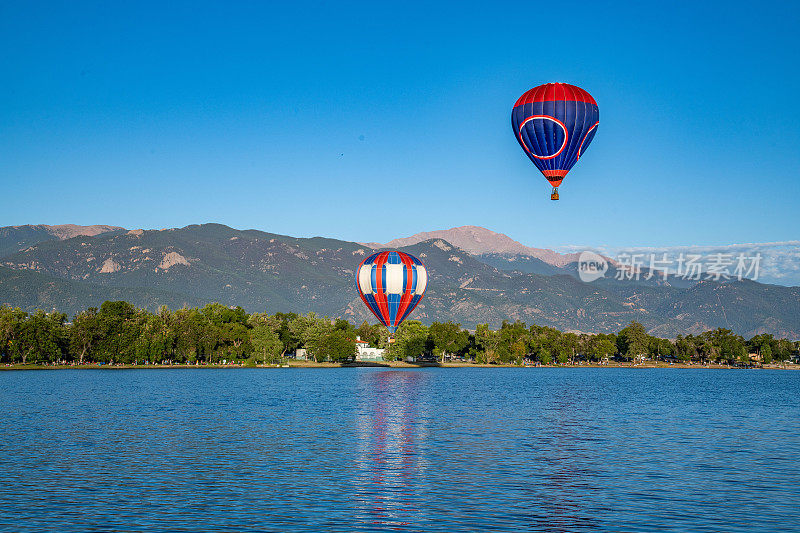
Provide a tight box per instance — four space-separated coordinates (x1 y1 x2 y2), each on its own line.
1 301 798 368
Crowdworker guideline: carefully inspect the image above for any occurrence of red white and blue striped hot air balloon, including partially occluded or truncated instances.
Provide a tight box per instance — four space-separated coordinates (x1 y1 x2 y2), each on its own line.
355 251 427 335
511 82 599 200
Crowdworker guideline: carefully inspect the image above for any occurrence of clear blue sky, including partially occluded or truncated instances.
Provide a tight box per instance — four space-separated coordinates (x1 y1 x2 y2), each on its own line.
1 1 798 248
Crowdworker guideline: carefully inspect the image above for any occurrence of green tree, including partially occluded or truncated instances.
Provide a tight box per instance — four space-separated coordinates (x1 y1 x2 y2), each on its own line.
675 335 694 363
697 338 717 364
760 343 773 364
511 339 527 364
134 312 177 364
289 313 333 361
562 332 579 363
16 310 67 364
706 328 746 365
199 303 250 362
591 335 617 361
774 339 793 363
173 307 204 363
496 321 530 364
248 313 284 363
428 321 469 363
314 329 356 363
617 321 649 360
474 323 500 364
0 306 27 363
356 321 381 347
334 318 356 336
95 301 142 364
385 320 429 361
272 312 301 353
648 337 675 361
735 344 749 366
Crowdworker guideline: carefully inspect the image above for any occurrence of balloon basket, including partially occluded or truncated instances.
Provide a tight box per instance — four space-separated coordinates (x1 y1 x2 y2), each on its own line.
550 187 559 201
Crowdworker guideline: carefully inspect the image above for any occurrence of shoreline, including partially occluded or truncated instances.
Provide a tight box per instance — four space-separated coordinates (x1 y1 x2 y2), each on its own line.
2 361 797 371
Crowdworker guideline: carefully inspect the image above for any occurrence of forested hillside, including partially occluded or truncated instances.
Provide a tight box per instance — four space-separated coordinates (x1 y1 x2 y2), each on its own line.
1 223 798 338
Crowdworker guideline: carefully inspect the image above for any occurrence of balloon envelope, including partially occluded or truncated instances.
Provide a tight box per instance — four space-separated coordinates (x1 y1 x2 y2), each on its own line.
511 82 599 189
355 251 427 333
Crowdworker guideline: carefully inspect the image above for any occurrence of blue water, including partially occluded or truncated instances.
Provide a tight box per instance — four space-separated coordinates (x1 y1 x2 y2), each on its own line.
1 368 798 532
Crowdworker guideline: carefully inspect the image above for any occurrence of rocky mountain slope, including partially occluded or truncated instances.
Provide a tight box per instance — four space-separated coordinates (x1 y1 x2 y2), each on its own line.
365 225 582 267
368 225 800 287
0 224 123 258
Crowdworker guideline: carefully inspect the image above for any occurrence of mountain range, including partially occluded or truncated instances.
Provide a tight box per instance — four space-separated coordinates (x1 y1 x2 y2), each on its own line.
0 224 123 258
364 225 583 267
0 223 798 339
368 226 800 287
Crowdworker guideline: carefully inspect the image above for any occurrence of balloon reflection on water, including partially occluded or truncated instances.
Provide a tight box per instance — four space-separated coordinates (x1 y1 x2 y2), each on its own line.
353 371 430 528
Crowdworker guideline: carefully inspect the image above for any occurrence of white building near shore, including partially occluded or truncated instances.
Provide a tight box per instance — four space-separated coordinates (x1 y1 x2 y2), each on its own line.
355 337 385 362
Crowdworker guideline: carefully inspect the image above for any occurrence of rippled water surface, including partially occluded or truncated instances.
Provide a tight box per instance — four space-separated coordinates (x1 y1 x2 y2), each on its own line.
1 368 799 532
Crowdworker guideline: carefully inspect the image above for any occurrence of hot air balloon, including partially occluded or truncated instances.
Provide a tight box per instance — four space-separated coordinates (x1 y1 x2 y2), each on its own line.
355 251 427 336
511 82 599 200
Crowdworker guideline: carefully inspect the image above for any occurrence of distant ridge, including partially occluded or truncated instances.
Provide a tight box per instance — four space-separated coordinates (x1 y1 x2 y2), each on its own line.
5 224 124 240
0 224 123 258
42 224 125 240
363 225 582 267
363 226 800 286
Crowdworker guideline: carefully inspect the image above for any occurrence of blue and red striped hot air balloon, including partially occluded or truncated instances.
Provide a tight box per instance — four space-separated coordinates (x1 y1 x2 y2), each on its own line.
355 251 427 335
511 82 599 200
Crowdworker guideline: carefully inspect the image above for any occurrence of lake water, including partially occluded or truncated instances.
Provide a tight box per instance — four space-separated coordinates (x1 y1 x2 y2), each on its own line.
1 368 798 532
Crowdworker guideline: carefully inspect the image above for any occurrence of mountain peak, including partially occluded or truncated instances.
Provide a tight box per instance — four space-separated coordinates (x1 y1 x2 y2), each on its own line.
43 224 125 240
365 225 581 267
0 224 125 258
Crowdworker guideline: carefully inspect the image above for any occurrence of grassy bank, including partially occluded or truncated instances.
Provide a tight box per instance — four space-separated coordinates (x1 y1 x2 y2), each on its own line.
3 361 797 370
